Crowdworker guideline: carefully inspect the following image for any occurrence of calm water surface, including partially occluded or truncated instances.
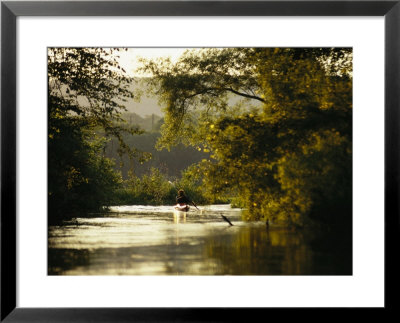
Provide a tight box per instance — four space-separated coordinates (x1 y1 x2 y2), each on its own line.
48 205 351 275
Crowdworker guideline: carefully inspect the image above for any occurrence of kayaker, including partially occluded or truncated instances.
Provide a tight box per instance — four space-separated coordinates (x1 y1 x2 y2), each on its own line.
176 189 191 205
176 189 200 211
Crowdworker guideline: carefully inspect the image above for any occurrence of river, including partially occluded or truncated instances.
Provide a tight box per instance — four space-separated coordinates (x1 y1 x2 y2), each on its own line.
48 204 351 275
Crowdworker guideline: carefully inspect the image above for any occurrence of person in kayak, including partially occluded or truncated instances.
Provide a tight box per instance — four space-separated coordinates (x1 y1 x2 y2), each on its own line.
175 189 199 211
176 189 191 205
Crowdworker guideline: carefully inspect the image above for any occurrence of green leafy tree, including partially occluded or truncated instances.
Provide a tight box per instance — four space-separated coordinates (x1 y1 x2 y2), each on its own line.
140 48 352 228
48 48 144 222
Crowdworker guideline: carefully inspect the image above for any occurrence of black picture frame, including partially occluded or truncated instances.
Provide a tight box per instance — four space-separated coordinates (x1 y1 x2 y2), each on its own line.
1 1 398 321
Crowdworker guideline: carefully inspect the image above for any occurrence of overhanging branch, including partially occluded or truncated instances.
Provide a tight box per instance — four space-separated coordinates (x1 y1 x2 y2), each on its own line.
224 87 266 103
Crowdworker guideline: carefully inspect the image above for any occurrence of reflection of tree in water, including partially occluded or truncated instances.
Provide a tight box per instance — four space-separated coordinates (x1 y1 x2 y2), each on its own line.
48 248 92 275
307 226 352 275
203 225 350 275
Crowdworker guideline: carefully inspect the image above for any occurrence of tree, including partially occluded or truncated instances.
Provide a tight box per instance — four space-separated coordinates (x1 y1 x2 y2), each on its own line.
138 48 263 149
140 48 352 227
48 48 143 222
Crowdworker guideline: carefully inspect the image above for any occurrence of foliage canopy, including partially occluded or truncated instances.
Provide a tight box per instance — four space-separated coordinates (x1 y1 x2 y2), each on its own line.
48 48 144 221
140 48 352 227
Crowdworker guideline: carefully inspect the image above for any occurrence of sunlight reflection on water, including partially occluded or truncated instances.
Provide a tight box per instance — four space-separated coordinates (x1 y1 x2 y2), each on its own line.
48 204 350 275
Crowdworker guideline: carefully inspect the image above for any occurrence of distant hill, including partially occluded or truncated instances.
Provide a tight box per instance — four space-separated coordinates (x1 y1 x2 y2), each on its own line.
105 131 209 180
124 84 163 117
121 112 162 132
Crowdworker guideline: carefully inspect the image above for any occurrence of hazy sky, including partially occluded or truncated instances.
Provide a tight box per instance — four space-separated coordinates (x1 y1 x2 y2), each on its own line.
111 48 192 116
116 48 191 76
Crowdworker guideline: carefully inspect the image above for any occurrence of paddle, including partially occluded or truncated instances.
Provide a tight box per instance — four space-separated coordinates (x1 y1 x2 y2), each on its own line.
190 200 200 211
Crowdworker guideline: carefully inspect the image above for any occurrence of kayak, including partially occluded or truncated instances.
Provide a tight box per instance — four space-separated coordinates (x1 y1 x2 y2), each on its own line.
174 203 190 212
